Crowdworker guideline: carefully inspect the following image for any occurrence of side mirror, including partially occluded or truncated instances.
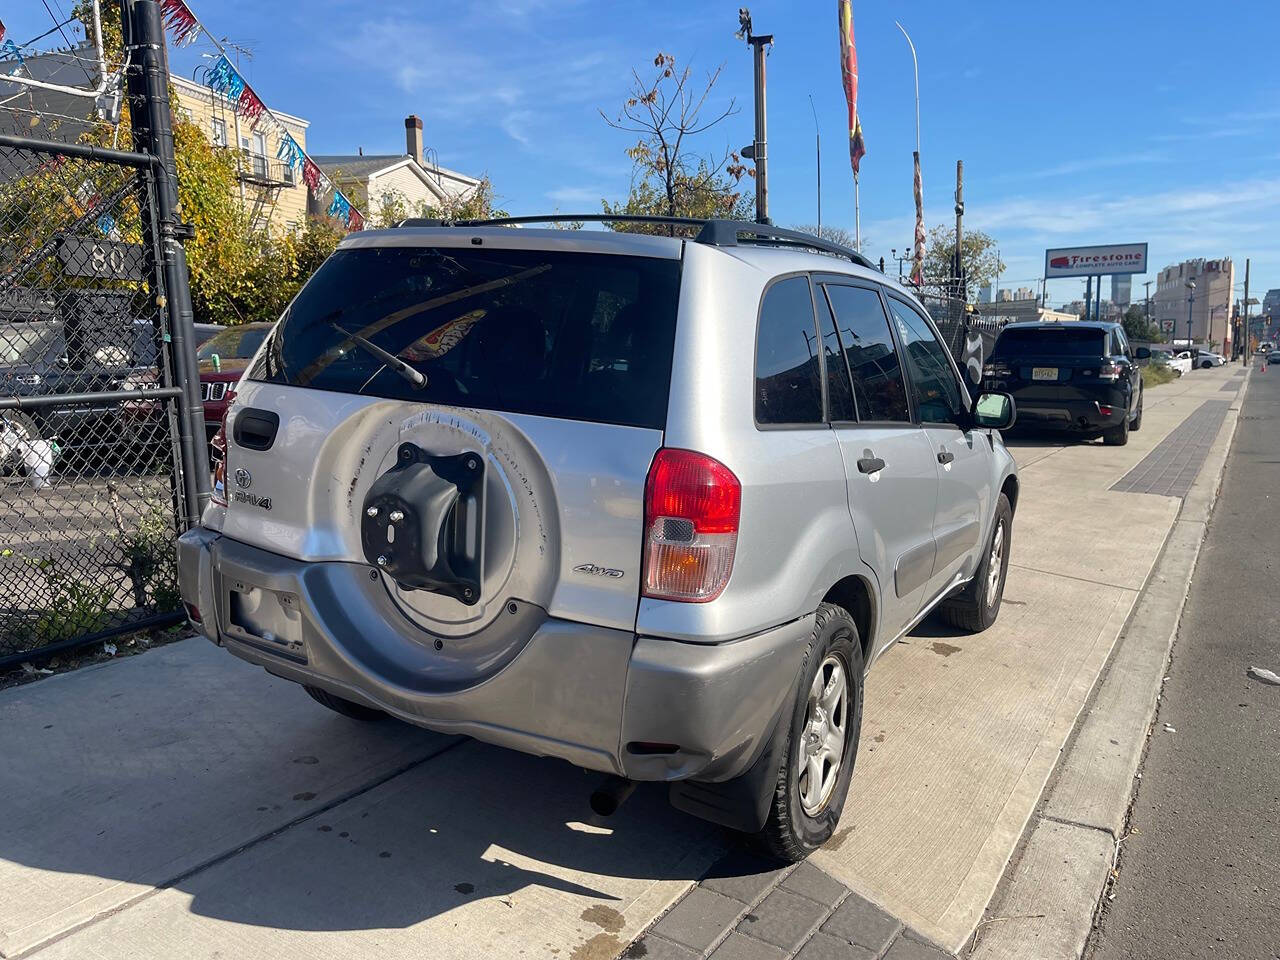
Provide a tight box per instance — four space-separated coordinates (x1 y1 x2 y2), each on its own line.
1135 346 1151 360
972 391 1016 430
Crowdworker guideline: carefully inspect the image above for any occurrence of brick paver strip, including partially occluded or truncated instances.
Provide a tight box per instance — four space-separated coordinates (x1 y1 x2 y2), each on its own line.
701 850 792 905
1110 400 1231 498
794 932 879 960
708 932 787 960
820 893 903 954
1234 368 1247 377
651 888 750 952
781 861 849 907
625 935 701 959
738 887 831 950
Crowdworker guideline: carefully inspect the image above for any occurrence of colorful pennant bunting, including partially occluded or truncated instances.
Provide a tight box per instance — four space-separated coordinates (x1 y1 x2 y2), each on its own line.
159 0 200 46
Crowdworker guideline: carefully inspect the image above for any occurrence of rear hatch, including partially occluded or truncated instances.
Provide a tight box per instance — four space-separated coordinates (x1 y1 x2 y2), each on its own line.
218 233 681 636
986 325 1110 402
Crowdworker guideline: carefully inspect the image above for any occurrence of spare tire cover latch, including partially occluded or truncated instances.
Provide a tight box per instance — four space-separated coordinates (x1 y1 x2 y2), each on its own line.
361 442 485 605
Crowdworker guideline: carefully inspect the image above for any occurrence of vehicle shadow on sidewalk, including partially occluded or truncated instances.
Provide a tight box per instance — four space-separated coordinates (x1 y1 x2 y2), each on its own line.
0 643 730 946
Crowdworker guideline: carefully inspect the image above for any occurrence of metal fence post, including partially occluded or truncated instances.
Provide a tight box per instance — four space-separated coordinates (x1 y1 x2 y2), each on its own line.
121 0 209 522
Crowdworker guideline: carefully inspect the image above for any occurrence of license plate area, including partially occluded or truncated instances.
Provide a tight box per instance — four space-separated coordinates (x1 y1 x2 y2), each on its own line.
1031 366 1059 381
222 575 305 658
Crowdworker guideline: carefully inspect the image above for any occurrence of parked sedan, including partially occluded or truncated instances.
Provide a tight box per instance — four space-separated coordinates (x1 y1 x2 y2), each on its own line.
1195 351 1226 369
1150 349 1191 376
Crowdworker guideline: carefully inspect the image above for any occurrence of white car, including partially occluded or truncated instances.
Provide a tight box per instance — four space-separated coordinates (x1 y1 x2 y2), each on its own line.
1153 350 1192 376
1195 351 1226 369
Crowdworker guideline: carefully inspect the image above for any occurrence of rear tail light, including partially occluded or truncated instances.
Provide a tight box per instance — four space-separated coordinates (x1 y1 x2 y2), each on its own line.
642 448 740 602
209 387 237 506
1097 403 1115 417
1098 361 1121 381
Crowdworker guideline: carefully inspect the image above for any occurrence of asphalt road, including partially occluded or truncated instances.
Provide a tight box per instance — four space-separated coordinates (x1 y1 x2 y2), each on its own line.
1091 362 1280 960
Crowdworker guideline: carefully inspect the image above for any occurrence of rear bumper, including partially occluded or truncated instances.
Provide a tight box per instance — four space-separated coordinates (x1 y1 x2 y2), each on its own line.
1002 394 1128 432
176 528 809 783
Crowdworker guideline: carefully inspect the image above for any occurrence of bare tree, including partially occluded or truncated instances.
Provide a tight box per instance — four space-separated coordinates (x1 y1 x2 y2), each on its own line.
601 53 751 232
791 224 865 251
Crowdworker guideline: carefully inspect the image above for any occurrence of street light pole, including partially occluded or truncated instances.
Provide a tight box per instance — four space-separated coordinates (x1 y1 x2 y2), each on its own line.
808 94 821 235
1186 279 1196 350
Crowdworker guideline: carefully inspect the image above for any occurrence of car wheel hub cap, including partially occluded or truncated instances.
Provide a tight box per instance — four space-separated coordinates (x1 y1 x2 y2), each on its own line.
798 654 848 816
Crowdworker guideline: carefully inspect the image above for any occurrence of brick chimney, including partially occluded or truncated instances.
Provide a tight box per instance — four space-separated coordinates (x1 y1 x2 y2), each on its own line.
405 115 423 166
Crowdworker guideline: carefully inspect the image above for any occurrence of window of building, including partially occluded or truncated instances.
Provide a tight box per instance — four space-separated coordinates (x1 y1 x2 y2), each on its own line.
755 276 824 425
822 284 910 423
251 132 268 178
885 296 965 425
211 117 226 148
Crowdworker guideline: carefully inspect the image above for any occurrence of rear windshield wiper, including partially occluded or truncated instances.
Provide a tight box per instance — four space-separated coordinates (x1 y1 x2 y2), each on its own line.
330 323 427 389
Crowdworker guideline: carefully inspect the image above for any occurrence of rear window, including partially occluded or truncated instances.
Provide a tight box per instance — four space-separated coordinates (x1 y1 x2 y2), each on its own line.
249 245 681 430
992 326 1107 359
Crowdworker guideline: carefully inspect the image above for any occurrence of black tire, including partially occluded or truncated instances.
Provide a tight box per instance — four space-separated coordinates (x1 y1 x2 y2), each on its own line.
756 603 864 862
940 493 1013 633
1201 360 1212 370
303 684 385 721
0 411 42 475
1102 410 1130 446
1129 388 1144 432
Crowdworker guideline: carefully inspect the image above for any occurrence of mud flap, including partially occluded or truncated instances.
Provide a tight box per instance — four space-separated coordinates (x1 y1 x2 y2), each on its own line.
667 691 793 834
361 442 485 605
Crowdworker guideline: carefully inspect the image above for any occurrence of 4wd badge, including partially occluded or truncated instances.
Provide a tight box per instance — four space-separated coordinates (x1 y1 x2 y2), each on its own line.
573 563 624 579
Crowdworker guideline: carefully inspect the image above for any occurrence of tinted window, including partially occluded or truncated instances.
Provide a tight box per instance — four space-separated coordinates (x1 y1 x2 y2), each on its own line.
886 297 965 425
823 284 910 423
992 327 1107 359
249 246 681 430
755 276 823 424
199 326 270 361
816 287 856 421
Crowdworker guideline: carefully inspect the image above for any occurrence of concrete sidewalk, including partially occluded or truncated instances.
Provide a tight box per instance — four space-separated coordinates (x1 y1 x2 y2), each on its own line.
0 365 1244 960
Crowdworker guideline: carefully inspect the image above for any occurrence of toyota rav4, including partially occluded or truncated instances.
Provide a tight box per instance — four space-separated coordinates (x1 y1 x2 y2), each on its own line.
177 218 1018 859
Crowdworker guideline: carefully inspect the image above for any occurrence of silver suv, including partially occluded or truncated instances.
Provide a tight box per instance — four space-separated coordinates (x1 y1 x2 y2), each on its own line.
177 218 1018 860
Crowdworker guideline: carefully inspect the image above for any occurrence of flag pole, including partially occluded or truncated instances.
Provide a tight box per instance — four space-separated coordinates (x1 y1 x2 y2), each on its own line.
896 20 924 285
855 172 861 252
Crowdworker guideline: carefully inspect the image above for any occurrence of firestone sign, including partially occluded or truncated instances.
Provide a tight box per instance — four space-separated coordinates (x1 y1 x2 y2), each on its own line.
1044 243 1148 279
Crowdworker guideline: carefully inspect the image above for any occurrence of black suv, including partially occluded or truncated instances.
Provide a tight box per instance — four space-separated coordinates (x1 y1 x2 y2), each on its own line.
982 320 1148 446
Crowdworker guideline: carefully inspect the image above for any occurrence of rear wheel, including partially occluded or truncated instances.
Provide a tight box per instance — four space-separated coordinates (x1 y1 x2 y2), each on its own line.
756 603 863 861
1130 389 1144 432
1102 411 1130 446
303 685 385 721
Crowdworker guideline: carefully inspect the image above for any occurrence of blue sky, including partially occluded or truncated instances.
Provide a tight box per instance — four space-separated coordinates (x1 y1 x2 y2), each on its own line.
9 0 1280 305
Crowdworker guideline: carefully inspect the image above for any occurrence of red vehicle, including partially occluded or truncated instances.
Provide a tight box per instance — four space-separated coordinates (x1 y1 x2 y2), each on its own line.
196 323 272 440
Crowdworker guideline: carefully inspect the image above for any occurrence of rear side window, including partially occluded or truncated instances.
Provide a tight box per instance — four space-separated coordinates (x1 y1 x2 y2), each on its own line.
823 284 910 423
885 297 965 425
755 276 823 425
992 327 1107 359
248 246 681 430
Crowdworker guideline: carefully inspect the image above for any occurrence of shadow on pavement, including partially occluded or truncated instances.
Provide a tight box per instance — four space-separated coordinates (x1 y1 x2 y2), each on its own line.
0 641 729 944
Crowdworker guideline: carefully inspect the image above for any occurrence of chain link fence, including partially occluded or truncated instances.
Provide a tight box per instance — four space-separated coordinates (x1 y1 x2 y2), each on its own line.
0 136 189 665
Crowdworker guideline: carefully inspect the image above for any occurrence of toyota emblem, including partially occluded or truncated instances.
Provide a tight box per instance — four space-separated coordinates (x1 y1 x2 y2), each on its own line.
233 467 252 489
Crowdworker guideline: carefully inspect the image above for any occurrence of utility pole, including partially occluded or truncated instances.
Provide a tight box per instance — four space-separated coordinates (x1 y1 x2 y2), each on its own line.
1241 258 1250 361
737 10 772 224
1144 279 1153 326
121 0 210 517
954 160 964 301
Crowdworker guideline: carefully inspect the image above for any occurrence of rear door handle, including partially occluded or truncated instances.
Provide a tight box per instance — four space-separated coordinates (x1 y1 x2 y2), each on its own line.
937 450 955 465
857 457 885 474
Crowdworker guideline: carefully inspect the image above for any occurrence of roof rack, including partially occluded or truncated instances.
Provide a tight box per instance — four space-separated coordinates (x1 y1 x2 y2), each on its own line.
395 214 880 272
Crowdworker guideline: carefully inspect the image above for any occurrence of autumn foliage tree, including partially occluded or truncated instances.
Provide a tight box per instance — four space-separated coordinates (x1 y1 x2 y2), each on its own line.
601 53 751 233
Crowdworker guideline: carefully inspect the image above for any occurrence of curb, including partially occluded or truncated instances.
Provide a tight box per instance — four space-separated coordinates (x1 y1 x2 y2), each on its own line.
966 367 1249 959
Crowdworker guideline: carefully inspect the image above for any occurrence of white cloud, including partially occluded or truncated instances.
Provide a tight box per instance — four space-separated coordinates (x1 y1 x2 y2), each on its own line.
546 185 606 206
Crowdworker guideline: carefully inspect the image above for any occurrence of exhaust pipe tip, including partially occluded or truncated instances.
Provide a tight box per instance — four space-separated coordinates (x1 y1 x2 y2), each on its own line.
589 776 637 817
